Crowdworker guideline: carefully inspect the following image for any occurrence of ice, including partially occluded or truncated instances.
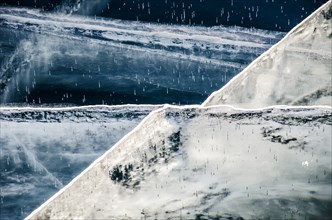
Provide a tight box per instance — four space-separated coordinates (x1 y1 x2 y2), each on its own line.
204 1 332 108
25 105 332 219
1 1 331 220
0 7 284 105
0 105 159 219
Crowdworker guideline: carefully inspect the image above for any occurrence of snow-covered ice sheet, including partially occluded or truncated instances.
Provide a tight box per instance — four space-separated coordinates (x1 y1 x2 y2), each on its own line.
0 105 160 219
26 105 332 219
204 1 332 108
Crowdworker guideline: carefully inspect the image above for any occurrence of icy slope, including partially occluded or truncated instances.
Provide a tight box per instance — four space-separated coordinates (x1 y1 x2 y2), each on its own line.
203 1 332 108
0 105 160 219
26 105 332 220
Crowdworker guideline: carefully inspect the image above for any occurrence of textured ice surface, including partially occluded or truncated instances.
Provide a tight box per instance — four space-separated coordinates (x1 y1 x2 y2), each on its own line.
0 7 284 105
26 105 332 220
0 6 285 220
1 2 331 220
0 0 328 31
204 1 332 108
0 105 160 219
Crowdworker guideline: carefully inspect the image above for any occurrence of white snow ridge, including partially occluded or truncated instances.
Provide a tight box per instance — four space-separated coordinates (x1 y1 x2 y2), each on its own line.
25 1 332 220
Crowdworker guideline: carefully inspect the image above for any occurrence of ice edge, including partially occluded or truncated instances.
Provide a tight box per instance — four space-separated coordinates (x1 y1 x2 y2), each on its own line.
24 103 332 220
202 0 332 107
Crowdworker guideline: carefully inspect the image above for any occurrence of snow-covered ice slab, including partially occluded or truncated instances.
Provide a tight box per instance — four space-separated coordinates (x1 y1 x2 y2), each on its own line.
26 105 332 219
0 105 160 219
204 1 332 108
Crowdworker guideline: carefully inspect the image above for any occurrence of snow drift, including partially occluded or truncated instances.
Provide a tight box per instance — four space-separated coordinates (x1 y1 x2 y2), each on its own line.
203 1 332 108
